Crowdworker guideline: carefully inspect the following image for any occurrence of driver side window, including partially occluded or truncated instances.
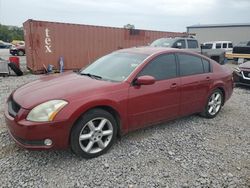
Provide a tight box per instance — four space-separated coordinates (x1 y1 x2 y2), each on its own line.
138 54 177 80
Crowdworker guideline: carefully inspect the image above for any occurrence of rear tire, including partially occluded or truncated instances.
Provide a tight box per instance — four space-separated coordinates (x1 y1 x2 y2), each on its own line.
8 62 23 76
18 50 24 56
70 109 117 158
200 89 223 118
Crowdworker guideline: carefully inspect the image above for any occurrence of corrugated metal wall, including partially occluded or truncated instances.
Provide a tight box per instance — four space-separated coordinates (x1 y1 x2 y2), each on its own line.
23 20 187 73
187 26 250 44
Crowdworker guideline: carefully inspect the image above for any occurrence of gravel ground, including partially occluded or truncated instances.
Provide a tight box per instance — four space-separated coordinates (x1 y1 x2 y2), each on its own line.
0 55 249 187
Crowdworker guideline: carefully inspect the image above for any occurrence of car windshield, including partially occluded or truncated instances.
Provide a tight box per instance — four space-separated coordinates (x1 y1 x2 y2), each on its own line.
80 52 148 82
150 38 175 47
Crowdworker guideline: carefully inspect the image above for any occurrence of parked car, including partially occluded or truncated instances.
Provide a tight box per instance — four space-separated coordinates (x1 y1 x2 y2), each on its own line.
203 41 233 52
233 61 250 86
151 37 200 52
5 47 233 158
9 45 25 56
150 37 226 64
0 40 12 49
11 40 25 46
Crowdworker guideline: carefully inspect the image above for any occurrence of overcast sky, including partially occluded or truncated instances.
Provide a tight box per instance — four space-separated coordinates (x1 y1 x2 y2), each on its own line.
0 0 250 32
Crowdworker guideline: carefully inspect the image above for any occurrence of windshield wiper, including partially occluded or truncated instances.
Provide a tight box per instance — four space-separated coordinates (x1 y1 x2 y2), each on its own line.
80 72 102 80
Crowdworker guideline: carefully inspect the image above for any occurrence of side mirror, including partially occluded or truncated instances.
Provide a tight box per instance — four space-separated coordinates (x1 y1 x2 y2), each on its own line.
135 75 156 85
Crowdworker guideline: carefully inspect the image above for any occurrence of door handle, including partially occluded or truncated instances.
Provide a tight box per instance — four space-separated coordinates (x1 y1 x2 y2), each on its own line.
170 83 177 88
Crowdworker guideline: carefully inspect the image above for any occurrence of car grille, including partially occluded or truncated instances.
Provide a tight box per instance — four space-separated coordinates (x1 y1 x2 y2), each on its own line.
8 97 21 117
242 71 250 78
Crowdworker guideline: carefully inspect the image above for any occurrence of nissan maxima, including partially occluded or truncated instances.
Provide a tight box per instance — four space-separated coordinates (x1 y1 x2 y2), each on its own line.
5 47 234 158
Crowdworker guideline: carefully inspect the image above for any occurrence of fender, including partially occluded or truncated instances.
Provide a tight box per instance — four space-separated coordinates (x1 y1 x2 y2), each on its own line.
67 99 129 134
208 80 226 103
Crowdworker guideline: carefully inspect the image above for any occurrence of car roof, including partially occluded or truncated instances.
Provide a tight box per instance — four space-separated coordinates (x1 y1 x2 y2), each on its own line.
204 41 232 44
116 46 187 56
157 37 196 40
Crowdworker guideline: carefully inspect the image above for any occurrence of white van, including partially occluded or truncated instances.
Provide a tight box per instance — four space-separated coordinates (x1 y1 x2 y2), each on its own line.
203 41 233 52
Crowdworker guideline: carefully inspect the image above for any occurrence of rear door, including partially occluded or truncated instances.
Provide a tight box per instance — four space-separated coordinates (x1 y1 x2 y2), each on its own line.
128 53 180 131
177 53 212 116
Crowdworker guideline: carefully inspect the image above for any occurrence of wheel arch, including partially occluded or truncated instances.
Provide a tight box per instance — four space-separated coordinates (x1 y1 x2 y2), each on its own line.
70 104 123 141
209 80 226 106
216 87 225 105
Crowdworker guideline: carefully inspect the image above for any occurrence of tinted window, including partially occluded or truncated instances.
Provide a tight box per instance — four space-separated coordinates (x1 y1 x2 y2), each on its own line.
204 43 212 49
138 54 177 80
187 40 198 48
178 54 204 76
202 59 210 73
228 43 233 48
223 43 227 48
216 43 221 49
173 40 186 48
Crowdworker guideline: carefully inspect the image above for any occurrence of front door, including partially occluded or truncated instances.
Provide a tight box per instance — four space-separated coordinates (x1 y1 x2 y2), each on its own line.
127 53 181 131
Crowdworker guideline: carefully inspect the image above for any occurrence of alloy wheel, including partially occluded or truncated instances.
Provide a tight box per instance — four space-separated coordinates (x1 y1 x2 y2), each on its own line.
207 91 222 116
78 117 113 154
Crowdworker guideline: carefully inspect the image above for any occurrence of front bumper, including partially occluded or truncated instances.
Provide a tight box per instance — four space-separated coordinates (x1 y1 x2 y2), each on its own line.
4 107 71 150
233 71 250 86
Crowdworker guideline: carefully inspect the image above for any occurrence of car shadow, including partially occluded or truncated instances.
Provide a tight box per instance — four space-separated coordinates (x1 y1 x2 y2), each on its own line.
234 84 250 90
1 114 217 163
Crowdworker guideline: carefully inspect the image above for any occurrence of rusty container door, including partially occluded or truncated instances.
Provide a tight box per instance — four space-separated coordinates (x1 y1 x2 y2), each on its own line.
23 20 187 73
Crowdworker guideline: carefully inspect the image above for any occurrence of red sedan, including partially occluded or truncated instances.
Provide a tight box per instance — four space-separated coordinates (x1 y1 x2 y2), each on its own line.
5 47 233 158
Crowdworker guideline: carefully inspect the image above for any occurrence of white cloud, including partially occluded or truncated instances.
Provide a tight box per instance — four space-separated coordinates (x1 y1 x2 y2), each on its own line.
0 0 249 31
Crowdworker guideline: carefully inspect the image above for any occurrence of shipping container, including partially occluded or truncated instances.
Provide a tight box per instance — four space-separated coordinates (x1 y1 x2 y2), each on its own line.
23 20 187 73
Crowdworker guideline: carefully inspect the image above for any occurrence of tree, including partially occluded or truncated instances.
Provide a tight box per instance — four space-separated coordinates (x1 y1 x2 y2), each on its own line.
123 24 135 29
0 24 24 42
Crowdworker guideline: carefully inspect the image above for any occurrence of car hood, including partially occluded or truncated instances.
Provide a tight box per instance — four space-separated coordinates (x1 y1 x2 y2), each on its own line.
239 61 250 70
13 72 122 109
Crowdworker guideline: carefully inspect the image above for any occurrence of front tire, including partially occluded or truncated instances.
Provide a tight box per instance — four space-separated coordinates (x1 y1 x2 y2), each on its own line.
70 109 117 158
201 89 223 118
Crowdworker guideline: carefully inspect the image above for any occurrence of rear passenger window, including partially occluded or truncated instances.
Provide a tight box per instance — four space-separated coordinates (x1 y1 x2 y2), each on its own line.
202 59 210 73
223 43 227 48
228 43 233 48
138 54 177 80
187 40 198 48
216 43 221 49
178 54 204 76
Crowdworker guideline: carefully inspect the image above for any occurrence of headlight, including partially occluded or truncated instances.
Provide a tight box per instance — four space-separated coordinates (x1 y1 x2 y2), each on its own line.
27 100 68 122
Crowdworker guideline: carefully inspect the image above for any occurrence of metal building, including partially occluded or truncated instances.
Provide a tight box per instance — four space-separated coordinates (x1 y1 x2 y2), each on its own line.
187 23 250 44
